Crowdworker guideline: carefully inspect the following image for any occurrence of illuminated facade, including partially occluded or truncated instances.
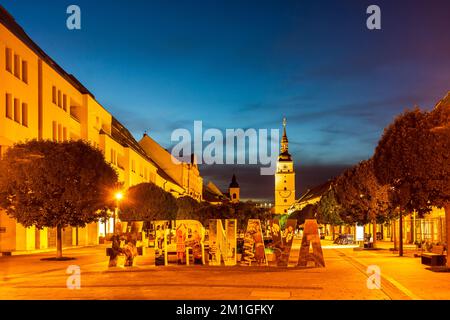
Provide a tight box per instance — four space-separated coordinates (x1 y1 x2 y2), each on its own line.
274 118 296 214
0 7 202 253
139 133 203 201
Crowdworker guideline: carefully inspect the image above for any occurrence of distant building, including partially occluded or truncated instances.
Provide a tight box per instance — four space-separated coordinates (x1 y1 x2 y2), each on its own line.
203 181 227 205
274 118 296 214
228 174 240 203
139 133 203 201
202 175 242 205
288 181 332 215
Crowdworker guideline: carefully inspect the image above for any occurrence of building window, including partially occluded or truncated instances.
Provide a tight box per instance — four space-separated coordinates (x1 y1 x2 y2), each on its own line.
21 60 28 83
5 47 12 72
63 94 67 111
52 86 57 104
14 98 20 123
13 54 20 78
233 193 236 199
57 90 62 107
284 199 287 203
284 187 287 191
21 103 28 127
5 93 12 119
52 121 57 141
63 127 67 141
58 124 62 142
110 149 117 165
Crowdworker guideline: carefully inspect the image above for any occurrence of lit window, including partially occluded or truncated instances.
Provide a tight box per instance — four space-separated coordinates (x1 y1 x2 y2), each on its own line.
14 98 20 123
21 60 28 83
5 93 12 119
5 48 12 72
22 103 28 127
13 54 20 78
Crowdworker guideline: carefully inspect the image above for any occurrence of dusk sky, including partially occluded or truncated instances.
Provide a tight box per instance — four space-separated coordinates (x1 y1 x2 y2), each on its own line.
4 0 450 201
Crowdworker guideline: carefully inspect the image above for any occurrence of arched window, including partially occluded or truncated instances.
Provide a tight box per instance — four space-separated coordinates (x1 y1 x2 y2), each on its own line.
233 193 236 199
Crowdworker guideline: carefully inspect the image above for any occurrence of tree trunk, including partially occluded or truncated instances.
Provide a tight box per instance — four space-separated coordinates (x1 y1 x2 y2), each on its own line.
372 220 377 248
56 225 63 259
399 212 404 257
445 204 450 268
331 224 335 240
393 220 397 250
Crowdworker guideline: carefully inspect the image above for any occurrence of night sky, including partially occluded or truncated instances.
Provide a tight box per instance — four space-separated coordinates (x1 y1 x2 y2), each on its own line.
3 0 450 201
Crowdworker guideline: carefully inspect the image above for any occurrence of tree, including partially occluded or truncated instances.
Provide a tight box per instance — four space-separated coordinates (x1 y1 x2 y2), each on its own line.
326 159 393 248
233 201 271 234
119 183 178 224
0 140 118 259
373 106 450 263
176 196 201 220
316 187 345 239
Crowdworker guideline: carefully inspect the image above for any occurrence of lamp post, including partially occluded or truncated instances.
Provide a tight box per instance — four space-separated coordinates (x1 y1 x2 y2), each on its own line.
114 191 123 234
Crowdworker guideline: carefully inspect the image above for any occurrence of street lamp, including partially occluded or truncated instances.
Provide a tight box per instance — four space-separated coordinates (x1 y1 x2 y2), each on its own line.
113 191 123 234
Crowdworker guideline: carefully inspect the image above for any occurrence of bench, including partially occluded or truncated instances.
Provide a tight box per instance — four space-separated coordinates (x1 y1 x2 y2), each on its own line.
421 245 446 266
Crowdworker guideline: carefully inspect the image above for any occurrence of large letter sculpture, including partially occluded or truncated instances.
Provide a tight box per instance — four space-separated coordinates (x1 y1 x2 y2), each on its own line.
175 220 205 265
270 219 297 266
241 219 267 266
208 219 237 266
298 219 325 267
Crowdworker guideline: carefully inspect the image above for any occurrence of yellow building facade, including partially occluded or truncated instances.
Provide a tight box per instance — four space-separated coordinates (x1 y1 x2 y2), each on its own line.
139 133 203 201
274 118 296 214
0 7 202 253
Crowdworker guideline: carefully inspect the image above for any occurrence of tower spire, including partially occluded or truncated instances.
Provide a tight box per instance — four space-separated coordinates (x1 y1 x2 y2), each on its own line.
281 117 289 153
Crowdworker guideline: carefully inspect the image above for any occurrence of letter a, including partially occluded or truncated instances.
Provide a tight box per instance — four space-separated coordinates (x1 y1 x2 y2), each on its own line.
366 5 381 30
66 265 81 289
67 5 81 30
367 265 381 289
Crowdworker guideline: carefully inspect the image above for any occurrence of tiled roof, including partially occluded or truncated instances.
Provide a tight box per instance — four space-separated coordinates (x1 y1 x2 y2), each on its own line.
108 118 183 189
435 91 450 109
288 203 316 224
296 180 333 204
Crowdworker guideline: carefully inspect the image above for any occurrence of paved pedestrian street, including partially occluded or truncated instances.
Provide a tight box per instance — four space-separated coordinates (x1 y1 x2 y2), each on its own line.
1 245 449 300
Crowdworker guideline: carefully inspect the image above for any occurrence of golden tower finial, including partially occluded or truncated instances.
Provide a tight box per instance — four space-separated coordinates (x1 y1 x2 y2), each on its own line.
281 117 289 153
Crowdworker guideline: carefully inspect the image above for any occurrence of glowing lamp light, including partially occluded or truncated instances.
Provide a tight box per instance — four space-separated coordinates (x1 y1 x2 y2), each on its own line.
115 192 123 201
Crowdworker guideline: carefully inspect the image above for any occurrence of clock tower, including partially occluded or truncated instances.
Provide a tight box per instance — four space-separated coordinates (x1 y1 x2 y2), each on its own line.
274 118 296 214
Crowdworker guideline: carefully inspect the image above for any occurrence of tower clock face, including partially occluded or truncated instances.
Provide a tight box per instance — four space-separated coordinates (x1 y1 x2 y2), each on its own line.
278 190 291 198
